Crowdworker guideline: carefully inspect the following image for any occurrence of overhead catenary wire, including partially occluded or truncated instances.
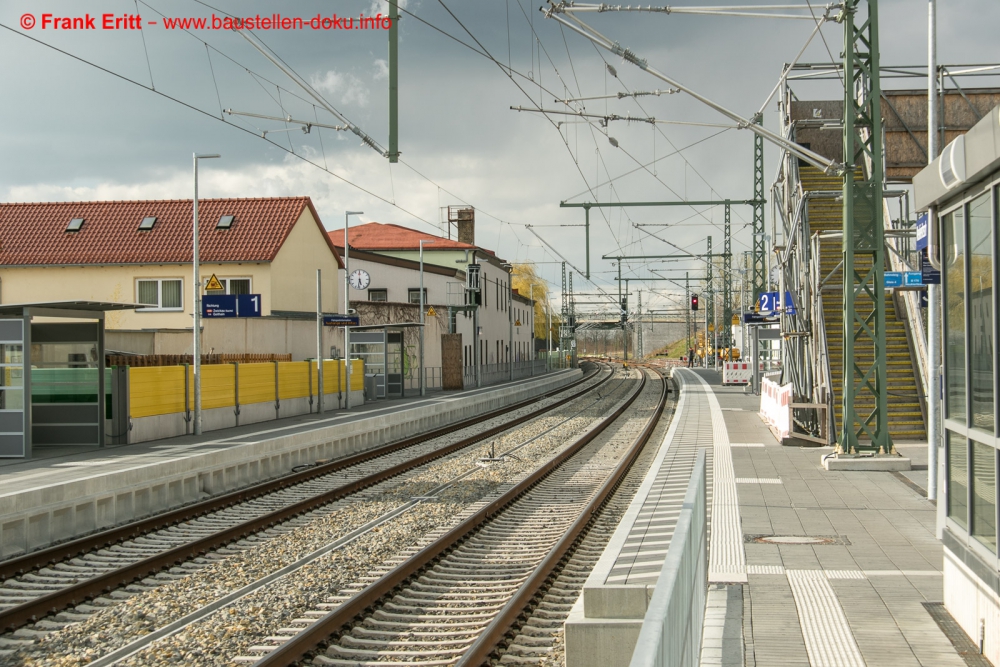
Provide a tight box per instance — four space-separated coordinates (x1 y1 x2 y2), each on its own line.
544 4 841 173
0 21 439 230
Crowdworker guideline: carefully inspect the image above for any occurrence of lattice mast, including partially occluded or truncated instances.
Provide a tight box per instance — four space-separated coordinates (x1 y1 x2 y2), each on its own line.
840 0 891 454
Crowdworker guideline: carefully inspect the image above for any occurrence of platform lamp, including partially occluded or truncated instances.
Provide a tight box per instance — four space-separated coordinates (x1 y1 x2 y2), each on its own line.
192 152 220 436
419 239 436 396
503 263 513 381
343 211 364 409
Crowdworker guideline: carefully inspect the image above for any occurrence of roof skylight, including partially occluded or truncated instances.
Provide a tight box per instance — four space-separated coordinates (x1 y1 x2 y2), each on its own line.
139 216 157 230
66 218 85 232
216 215 235 230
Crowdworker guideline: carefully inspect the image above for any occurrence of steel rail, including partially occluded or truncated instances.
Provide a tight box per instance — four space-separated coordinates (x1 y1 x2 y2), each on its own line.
457 368 669 666
256 368 658 667
0 366 609 632
0 367 599 583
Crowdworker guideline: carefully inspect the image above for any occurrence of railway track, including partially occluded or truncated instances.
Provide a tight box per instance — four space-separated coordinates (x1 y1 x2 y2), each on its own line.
0 365 636 660
0 367 609 641
212 366 667 666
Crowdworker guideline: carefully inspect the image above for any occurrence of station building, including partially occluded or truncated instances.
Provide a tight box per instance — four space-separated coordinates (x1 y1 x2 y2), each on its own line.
332 220 537 377
0 197 343 359
915 103 1000 663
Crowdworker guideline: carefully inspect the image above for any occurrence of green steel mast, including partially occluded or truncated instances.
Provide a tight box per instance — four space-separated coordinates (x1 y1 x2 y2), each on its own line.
752 121 766 303
723 202 733 351
839 0 891 454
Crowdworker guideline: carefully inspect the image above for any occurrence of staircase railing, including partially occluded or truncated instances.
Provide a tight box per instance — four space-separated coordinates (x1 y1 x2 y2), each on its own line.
883 197 930 423
810 232 836 443
772 119 831 443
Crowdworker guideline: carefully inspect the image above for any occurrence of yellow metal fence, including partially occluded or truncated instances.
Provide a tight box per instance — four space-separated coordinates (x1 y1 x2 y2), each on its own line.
129 360 363 419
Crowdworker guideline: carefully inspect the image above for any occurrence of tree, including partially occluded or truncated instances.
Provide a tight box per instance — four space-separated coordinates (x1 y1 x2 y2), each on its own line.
511 261 560 341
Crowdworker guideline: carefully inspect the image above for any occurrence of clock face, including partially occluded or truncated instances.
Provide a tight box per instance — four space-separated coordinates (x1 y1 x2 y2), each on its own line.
350 269 370 290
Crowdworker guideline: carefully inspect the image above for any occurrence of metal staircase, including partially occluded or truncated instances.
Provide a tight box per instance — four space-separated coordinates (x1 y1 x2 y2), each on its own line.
800 167 926 442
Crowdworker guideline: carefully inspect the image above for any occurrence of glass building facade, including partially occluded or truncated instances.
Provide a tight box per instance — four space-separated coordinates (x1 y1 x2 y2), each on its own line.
944 178 1000 560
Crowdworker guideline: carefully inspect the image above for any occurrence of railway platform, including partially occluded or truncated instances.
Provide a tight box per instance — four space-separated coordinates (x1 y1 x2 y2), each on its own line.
567 367 969 667
0 368 581 559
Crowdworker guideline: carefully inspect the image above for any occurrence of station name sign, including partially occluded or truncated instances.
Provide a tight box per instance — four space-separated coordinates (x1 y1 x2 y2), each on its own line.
323 315 361 326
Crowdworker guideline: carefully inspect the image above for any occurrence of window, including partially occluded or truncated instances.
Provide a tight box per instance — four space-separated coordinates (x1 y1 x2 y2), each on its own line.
219 278 251 295
948 432 969 529
369 289 388 302
972 441 997 552
139 216 157 231
137 279 183 311
66 218 85 232
216 215 235 230
944 208 966 422
968 191 994 434
408 288 428 305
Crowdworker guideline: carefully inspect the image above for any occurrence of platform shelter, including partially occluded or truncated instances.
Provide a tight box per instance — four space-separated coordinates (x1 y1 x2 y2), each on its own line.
0 301 138 458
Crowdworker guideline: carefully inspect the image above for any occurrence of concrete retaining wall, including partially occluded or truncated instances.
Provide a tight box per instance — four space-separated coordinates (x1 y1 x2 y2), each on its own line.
0 369 580 558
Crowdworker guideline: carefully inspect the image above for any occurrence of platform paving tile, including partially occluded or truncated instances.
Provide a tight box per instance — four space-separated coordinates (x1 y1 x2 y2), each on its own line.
606 371 714 586
686 369 966 667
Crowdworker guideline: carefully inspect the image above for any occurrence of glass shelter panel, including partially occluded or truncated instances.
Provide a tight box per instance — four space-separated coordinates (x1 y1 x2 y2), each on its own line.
972 441 998 552
948 432 969 529
0 319 25 457
968 191 994 434
945 209 967 422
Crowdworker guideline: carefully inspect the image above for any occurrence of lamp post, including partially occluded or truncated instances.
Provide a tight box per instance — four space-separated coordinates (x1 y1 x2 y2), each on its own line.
316 269 324 414
344 211 364 409
529 283 534 377
503 263 513 381
419 239 436 396
192 152 220 436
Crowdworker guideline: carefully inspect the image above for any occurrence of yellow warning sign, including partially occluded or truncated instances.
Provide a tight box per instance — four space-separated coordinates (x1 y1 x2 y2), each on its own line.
515 319 522 327
205 274 224 292
708 323 715 332
731 314 740 326
426 306 437 317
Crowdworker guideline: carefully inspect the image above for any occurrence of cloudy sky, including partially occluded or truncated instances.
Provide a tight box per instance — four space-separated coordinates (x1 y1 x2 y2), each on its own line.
2 0 998 314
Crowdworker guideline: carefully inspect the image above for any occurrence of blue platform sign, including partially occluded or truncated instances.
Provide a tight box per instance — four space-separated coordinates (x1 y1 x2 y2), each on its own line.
757 291 797 316
884 272 903 288
904 271 923 287
915 212 929 251
323 315 360 326
203 295 237 318
237 294 262 317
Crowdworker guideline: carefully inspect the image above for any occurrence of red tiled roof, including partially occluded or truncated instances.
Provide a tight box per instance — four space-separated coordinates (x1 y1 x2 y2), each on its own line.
330 222 478 251
0 197 343 267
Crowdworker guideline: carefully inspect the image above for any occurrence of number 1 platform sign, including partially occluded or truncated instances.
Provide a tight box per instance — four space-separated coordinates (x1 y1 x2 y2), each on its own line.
202 294 262 318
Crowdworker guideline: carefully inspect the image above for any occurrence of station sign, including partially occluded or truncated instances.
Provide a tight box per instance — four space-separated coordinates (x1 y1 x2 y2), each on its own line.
757 291 797 316
915 213 929 251
743 312 777 324
884 272 903 288
203 294 263 317
921 249 941 284
904 272 923 287
203 295 236 318
323 315 361 326
237 294 262 317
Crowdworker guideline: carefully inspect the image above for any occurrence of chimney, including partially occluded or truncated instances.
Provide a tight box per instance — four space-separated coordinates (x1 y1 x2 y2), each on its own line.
450 206 475 245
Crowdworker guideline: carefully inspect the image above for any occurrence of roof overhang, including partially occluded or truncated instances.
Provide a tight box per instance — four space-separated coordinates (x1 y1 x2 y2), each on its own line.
0 301 144 319
915 103 1000 210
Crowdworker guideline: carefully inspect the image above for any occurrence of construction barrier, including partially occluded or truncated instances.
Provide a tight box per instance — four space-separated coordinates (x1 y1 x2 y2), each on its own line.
721 361 753 385
759 377 792 440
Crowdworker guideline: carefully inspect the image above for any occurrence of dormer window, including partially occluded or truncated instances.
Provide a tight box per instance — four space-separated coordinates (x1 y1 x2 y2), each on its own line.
217 215 235 230
139 216 157 230
66 218 85 232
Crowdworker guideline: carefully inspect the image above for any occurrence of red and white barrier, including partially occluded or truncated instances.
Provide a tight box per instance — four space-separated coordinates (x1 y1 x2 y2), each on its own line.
759 377 792 440
722 361 752 385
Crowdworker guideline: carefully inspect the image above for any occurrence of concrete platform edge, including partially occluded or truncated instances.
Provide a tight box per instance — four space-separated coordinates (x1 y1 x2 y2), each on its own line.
0 370 580 557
